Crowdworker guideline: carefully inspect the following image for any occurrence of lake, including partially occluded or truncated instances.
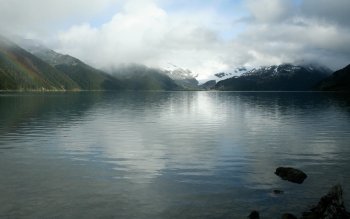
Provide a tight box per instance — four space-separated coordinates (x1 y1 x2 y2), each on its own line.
0 91 350 218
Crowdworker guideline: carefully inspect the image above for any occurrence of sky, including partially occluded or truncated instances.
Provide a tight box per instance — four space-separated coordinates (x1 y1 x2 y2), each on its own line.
1 0 350 81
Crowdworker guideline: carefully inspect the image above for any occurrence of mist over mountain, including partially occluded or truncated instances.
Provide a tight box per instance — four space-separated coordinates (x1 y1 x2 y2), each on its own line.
1 36 349 92
0 36 79 90
110 64 181 91
0 37 202 91
163 64 199 90
21 39 201 91
1 0 349 81
199 80 216 90
20 39 123 90
0 37 186 91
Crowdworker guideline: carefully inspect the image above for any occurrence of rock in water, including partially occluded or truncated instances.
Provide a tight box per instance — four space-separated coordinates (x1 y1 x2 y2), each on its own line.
248 210 260 219
282 213 297 219
301 185 350 219
273 189 284 194
275 167 307 184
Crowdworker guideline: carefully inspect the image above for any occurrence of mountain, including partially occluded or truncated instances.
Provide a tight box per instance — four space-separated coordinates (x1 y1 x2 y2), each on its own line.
1 37 181 91
21 40 185 91
20 40 123 90
163 64 199 90
315 64 350 91
213 67 249 82
199 80 216 90
215 64 331 91
0 36 80 91
111 64 181 90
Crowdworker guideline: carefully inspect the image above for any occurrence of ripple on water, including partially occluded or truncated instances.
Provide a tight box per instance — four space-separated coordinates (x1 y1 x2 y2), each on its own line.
1 92 350 218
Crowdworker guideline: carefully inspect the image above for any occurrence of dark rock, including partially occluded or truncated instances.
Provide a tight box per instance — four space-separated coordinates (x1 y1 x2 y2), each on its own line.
248 210 260 219
275 167 307 184
282 213 297 219
301 185 350 219
273 189 284 194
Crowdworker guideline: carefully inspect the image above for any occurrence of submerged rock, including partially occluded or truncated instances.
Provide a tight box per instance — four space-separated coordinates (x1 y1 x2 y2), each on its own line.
282 213 297 219
248 210 260 219
275 167 307 184
273 189 284 194
301 185 350 219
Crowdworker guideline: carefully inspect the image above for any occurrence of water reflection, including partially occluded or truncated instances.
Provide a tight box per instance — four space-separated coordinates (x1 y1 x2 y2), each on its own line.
0 92 104 137
0 92 350 218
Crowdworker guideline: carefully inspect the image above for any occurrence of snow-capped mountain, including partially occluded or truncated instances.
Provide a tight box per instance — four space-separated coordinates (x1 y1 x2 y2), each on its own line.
215 63 332 91
241 64 331 78
163 63 199 89
213 67 249 82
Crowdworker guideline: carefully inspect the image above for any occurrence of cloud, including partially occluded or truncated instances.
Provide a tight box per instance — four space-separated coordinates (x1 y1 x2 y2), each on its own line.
0 0 115 36
301 0 350 26
232 0 350 70
56 0 350 80
246 0 295 23
56 0 231 81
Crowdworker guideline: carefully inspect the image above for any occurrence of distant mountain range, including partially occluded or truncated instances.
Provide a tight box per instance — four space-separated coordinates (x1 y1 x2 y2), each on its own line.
214 64 333 91
0 36 349 91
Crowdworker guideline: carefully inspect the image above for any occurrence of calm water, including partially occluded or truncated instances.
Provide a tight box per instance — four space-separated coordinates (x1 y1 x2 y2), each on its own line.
0 91 350 219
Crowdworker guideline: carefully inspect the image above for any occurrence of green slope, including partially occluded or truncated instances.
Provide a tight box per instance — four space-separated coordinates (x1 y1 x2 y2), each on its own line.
20 41 123 90
54 61 123 90
0 37 80 91
111 64 181 90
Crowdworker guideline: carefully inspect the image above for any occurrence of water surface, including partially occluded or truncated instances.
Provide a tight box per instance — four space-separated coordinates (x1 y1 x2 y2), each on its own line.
0 92 350 218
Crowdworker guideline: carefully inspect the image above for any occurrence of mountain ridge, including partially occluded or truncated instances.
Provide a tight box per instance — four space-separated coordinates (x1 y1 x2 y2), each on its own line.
0 36 80 91
2 36 349 92
214 64 332 91
19 40 124 90
315 64 350 91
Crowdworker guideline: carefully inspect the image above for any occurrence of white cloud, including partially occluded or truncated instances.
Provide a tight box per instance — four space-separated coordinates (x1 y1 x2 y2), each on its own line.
231 3 350 69
246 0 294 23
56 0 232 81
0 0 116 36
